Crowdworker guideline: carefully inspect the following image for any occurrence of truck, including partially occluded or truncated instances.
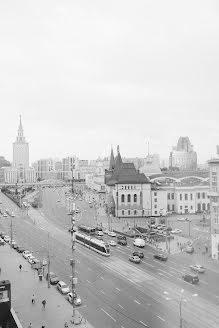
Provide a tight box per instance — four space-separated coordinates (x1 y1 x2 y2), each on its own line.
117 235 127 246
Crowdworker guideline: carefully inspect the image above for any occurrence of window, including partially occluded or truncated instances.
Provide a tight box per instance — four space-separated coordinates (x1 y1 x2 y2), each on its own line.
134 210 137 215
172 204 175 211
125 186 126 190
154 192 157 196
121 194 125 203
128 210 130 215
202 193 205 199
202 203 206 211
167 204 170 211
127 194 131 202
134 194 137 202
180 206 182 210
185 194 188 200
197 193 200 199
128 186 129 190
214 229 219 234
142 210 144 214
191 206 193 210
171 193 174 200
215 218 218 224
122 210 124 215
167 193 170 200
190 194 193 200
180 194 182 201
155 211 157 215
154 198 157 202
155 205 157 208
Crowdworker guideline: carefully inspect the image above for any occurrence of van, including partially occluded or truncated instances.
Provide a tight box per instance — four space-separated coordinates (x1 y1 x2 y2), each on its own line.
182 273 199 284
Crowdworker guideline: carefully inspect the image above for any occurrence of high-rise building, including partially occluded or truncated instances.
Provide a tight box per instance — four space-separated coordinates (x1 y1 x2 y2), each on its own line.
2 116 36 183
208 153 219 260
169 137 197 171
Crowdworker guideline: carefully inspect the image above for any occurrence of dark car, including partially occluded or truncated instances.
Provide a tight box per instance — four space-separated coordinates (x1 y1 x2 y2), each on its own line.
182 273 199 284
46 272 59 285
17 246 25 253
0 238 5 246
117 239 127 246
133 251 144 258
0 232 5 238
153 254 168 261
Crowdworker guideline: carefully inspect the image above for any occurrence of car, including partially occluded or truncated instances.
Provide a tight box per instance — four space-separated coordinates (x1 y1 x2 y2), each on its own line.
171 229 182 234
153 254 168 261
186 246 194 253
22 251 32 259
75 209 80 213
12 243 18 249
11 213 15 217
57 281 70 294
3 213 8 217
0 238 5 246
182 273 199 284
4 236 10 243
88 201 92 204
17 246 25 253
177 217 185 221
190 265 205 273
133 238 145 248
185 217 191 221
46 272 59 284
67 292 82 306
108 231 116 237
28 256 36 264
129 255 141 264
117 239 127 246
96 231 104 237
57 199 61 202
110 240 116 246
133 251 144 258
103 229 110 234
0 232 5 238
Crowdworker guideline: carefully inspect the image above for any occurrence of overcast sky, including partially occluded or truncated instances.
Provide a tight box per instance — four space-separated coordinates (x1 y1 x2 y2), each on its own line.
0 0 219 164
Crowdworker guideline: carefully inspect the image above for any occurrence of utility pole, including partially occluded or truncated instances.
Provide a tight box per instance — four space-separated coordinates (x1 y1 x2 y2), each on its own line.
10 219 13 248
47 232 50 288
70 202 77 323
71 164 74 195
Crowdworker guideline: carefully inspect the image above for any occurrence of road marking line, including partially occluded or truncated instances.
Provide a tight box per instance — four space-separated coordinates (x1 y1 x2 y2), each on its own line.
134 299 141 305
116 287 121 291
158 272 164 276
156 315 165 322
118 303 124 309
139 320 149 327
100 290 105 294
199 280 208 285
169 260 178 265
100 276 104 280
86 279 91 283
117 249 126 254
101 308 116 322
170 266 181 273
142 261 154 267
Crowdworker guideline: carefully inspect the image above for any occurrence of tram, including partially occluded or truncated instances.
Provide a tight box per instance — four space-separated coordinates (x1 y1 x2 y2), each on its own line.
75 232 110 256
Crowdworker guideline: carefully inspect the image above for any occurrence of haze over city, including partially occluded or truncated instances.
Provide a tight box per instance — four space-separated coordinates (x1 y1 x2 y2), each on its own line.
1 0 219 162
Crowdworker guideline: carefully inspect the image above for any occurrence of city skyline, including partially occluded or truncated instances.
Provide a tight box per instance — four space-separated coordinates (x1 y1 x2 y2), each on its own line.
1 1 219 163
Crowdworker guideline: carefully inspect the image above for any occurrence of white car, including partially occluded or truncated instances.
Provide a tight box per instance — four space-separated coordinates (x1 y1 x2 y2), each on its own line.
57 281 70 294
3 213 8 217
97 231 104 236
103 229 110 234
28 256 36 264
4 235 10 243
67 292 82 306
177 217 185 221
108 231 116 237
171 229 182 234
190 265 205 273
110 240 116 246
11 213 15 217
22 251 32 259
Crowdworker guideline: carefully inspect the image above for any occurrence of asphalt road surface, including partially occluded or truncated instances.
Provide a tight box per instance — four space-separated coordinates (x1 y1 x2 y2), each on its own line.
0 188 219 328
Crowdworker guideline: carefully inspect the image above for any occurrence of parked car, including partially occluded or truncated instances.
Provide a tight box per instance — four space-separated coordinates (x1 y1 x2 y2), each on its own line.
103 229 110 234
110 240 117 246
22 251 32 259
171 229 182 234
129 255 141 264
186 246 194 253
117 239 127 246
0 232 5 238
17 246 25 253
182 273 199 284
11 213 15 217
0 238 5 246
28 256 36 264
96 231 104 237
12 243 18 249
46 272 59 284
108 231 116 237
57 281 70 294
185 218 191 221
133 251 144 258
4 236 10 243
67 292 82 306
133 238 145 248
3 213 8 217
153 254 168 261
177 217 185 221
190 265 205 273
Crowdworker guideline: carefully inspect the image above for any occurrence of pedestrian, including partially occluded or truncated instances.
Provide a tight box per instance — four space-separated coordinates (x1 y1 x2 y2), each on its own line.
0 267 1 275
28 323 32 328
19 264 22 271
42 299 46 308
31 294 35 304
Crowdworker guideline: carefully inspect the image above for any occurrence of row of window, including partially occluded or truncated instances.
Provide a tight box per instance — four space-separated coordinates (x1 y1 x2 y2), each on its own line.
168 192 208 201
121 194 137 203
121 209 138 216
121 185 136 190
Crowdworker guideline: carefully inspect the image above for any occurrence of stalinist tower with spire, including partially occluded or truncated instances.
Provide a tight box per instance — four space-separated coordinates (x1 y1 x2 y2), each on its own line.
13 115 29 169
2 116 36 183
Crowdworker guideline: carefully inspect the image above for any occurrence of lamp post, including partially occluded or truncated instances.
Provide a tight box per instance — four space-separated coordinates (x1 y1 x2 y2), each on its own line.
70 202 77 323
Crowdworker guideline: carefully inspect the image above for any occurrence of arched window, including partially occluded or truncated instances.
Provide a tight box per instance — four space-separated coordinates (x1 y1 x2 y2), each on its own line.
128 210 130 215
134 194 137 202
122 210 124 215
127 194 131 202
121 194 125 203
134 210 137 215
202 203 206 211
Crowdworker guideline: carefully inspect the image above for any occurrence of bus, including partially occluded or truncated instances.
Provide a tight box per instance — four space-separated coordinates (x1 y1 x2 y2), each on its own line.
0 280 11 324
75 232 110 256
78 225 96 235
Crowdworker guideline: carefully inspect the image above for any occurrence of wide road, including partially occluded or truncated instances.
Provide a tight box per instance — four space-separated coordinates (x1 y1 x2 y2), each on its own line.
0 188 219 328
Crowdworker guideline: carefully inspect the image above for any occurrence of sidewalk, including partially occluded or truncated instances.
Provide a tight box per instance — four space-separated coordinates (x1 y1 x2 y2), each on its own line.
0 244 94 328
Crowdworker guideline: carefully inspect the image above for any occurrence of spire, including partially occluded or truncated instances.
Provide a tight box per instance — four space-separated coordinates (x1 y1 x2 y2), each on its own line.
109 146 115 170
16 115 25 143
115 145 123 169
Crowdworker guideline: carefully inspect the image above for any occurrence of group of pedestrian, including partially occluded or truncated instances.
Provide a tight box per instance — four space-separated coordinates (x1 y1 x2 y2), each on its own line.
27 294 46 327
